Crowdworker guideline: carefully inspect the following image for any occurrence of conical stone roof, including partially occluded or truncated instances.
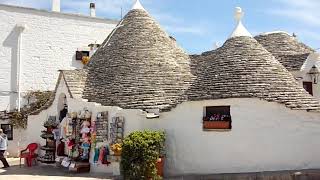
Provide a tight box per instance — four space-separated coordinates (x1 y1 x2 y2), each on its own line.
82 7 194 111
188 36 320 111
255 32 314 71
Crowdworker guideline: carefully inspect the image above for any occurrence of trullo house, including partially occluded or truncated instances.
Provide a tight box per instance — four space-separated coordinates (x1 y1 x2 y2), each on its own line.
4 0 320 176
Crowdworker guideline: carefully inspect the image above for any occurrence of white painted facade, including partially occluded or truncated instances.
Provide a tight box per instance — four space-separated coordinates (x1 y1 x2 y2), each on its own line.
150 99 320 175
13 76 320 175
293 52 320 99
0 4 117 111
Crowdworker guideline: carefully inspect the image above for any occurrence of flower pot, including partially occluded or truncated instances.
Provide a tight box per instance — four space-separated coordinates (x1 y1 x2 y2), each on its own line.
203 121 231 129
156 157 164 177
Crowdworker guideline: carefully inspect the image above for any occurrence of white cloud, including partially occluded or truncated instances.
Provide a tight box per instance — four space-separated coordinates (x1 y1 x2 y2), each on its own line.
268 0 320 27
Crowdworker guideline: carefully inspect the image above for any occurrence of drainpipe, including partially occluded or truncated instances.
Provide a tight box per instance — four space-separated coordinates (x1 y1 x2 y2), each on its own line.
16 24 26 112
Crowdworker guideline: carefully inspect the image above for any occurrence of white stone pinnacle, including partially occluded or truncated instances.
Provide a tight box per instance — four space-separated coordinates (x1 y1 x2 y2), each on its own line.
230 7 252 38
132 0 146 11
235 7 244 21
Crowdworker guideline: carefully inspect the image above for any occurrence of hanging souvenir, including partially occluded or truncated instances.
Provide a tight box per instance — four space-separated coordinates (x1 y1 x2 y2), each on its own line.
93 147 100 164
81 120 91 139
81 137 91 160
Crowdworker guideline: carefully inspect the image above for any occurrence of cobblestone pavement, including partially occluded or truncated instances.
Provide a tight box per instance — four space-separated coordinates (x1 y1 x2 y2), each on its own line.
0 158 115 180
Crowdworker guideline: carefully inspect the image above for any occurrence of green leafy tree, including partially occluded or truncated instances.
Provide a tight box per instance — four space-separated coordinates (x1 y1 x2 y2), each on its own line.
121 130 165 180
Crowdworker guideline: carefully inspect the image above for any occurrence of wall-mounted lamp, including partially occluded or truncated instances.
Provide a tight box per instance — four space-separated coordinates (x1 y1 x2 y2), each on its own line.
308 65 320 84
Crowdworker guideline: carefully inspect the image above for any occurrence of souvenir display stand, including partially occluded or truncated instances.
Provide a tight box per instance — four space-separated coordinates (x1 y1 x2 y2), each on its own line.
90 112 111 171
39 116 59 164
44 109 126 175
89 113 125 175
56 110 93 173
110 116 125 144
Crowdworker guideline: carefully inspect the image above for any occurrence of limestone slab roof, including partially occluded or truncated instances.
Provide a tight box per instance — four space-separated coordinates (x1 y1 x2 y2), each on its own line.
58 6 320 113
189 36 320 111
255 32 315 71
81 8 194 111
60 69 88 99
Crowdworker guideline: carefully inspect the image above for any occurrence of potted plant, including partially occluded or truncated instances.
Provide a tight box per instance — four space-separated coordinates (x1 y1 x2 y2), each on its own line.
111 143 122 156
121 130 165 179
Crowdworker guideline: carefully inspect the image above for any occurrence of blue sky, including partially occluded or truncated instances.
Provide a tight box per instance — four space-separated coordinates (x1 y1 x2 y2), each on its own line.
1 0 319 54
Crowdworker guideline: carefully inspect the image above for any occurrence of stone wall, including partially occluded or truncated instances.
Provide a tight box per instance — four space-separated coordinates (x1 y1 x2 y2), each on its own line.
0 4 117 111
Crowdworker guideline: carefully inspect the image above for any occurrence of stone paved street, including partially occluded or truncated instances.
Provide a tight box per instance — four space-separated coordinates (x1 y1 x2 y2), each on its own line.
3 158 320 180
0 158 115 180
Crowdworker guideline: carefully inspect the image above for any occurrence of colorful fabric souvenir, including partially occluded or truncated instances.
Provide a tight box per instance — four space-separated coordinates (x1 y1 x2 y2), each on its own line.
81 138 90 160
93 147 100 164
98 147 105 164
102 145 111 165
81 120 91 139
57 140 65 156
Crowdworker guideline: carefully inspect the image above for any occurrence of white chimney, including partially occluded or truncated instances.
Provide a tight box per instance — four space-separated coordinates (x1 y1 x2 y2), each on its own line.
52 0 60 12
90 3 96 17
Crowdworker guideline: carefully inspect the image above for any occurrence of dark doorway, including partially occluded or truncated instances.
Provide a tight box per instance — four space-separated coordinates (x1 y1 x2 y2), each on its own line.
303 82 313 95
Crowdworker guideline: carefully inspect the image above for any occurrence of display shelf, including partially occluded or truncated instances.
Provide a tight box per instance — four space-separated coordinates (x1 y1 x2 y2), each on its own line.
41 146 56 151
38 159 56 164
110 116 125 144
40 116 58 164
40 133 54 139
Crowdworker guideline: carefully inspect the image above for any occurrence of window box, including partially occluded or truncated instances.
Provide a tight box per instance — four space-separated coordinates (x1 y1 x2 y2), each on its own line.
203 120 231 129
203 106 232 130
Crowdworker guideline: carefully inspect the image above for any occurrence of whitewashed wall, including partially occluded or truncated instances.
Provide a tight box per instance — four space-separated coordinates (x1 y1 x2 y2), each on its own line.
66 97 320 175
144 99 320 175
0 4 117 111
16 76 320 175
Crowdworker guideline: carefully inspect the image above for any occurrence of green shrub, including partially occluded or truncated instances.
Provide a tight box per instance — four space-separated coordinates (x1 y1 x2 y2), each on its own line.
121 130 165 180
